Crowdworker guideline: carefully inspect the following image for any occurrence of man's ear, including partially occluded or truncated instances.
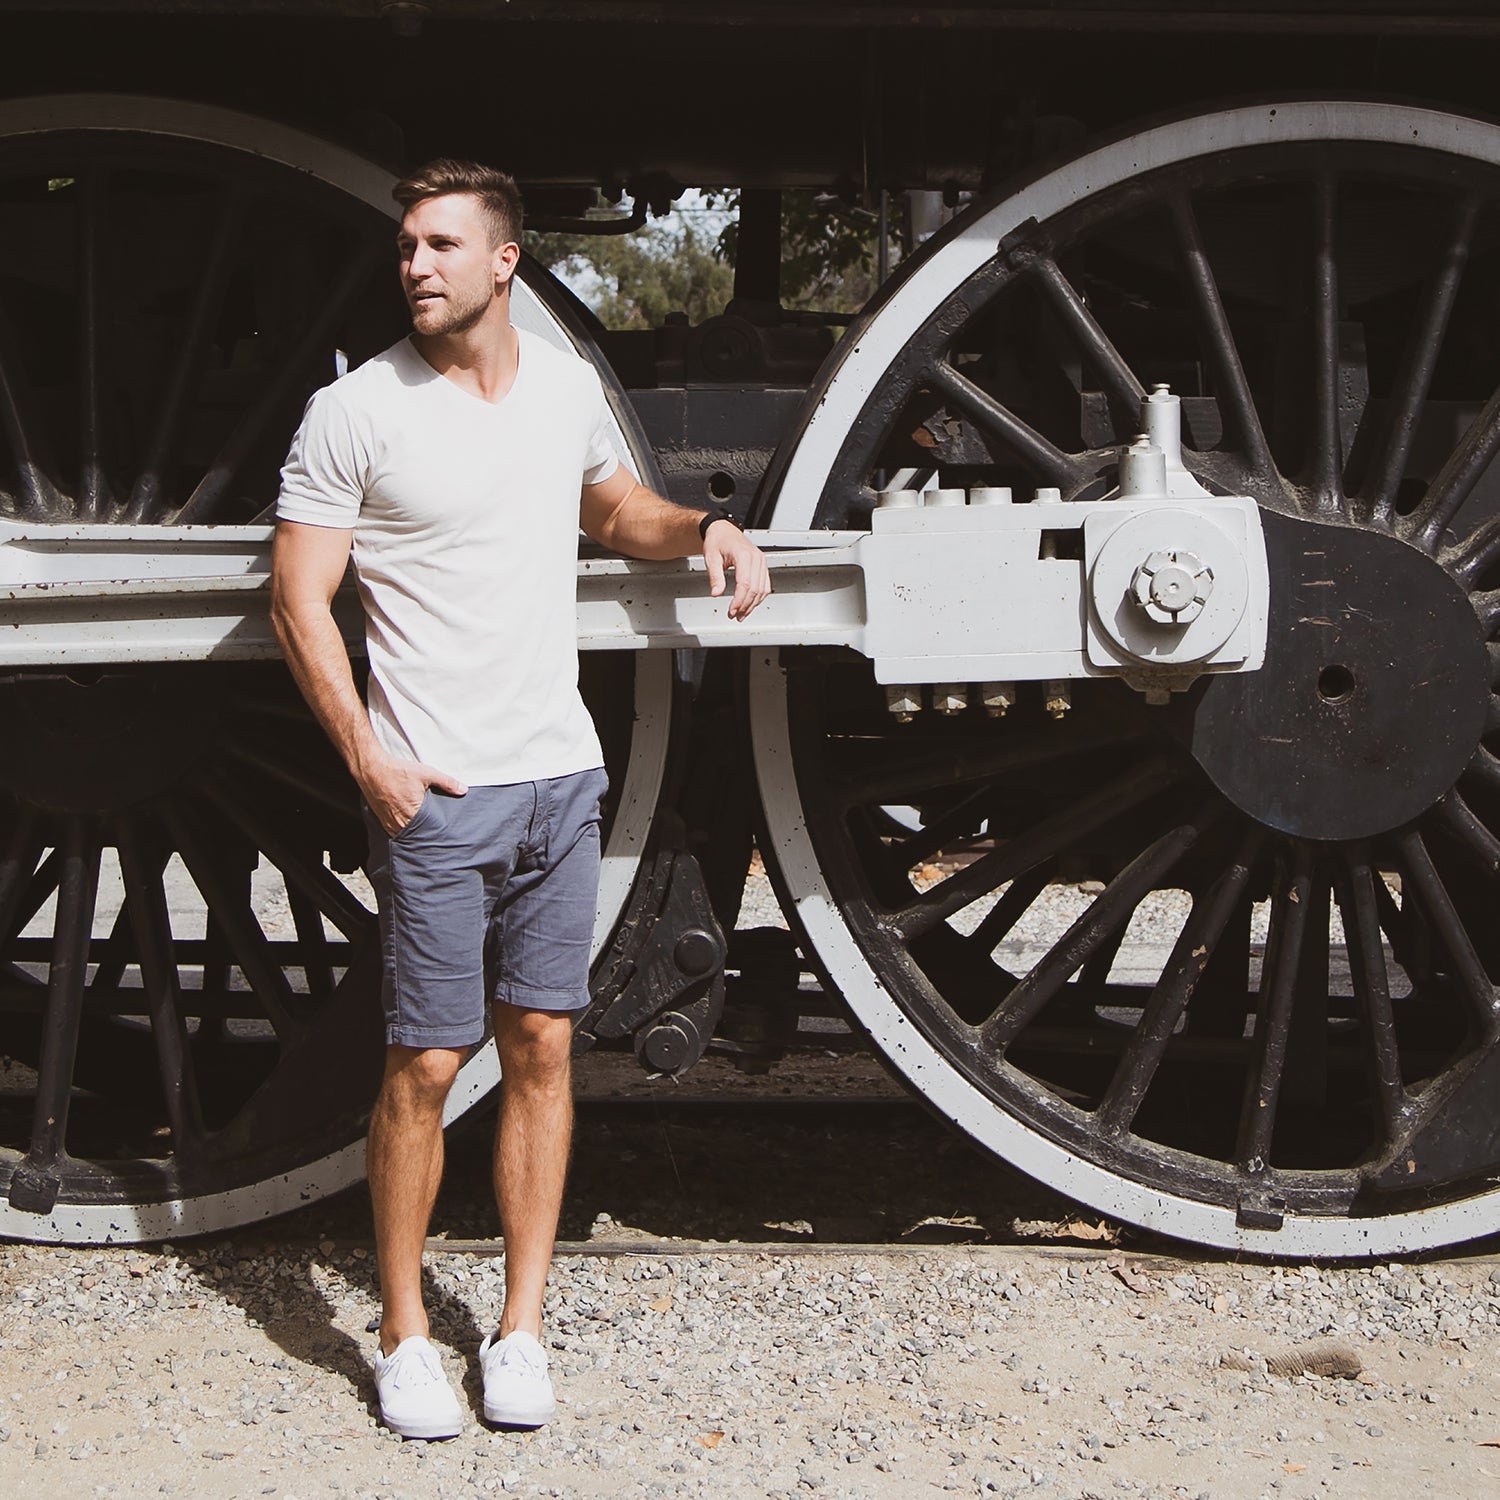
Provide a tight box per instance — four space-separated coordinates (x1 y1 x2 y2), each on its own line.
494 240 521 292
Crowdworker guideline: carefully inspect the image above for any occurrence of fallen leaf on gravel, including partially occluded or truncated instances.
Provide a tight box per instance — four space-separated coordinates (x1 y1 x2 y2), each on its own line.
1058 1220 1117 1242
698 1431 724 1448
1282 1464 1306 1474
649 1296 671 1313
1476 1440 1500 1448
1106 1259 1151 1294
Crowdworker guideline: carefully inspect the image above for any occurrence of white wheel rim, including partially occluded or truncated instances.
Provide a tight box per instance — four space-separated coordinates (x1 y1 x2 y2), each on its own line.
752 100 1500 1256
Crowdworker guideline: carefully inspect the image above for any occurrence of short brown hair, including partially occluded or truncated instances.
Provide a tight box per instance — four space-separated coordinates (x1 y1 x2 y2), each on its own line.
392 159 523 247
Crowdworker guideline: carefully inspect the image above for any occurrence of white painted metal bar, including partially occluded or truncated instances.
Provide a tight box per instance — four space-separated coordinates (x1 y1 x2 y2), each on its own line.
0 488 1269 685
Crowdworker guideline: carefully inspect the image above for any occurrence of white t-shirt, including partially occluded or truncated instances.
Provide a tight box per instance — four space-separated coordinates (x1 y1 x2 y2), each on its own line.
276 330 620 786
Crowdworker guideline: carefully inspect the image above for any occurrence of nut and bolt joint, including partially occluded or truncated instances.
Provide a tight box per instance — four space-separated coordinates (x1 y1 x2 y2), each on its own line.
980 682 1015 717
886 685 922 722
1131 548 1213 625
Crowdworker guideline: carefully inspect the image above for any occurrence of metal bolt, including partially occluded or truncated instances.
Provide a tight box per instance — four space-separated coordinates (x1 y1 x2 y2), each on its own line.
1131 548 1213 625
885 685 921 721
980 681 1015 717
932 684 968 716
673 929 719 978
1044 681 1072 719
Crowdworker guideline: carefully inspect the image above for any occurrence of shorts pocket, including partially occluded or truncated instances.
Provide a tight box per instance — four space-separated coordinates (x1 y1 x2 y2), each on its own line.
392 788 434 841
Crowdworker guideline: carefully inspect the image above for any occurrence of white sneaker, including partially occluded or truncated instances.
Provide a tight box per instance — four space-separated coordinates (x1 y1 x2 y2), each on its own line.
479 1329 557 1427
373 1335 463 1439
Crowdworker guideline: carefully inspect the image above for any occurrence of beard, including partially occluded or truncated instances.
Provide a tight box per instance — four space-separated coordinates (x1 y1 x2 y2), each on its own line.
409 279 492 336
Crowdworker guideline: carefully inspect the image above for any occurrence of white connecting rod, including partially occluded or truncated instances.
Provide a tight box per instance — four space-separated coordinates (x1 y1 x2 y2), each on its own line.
0 478 1268 692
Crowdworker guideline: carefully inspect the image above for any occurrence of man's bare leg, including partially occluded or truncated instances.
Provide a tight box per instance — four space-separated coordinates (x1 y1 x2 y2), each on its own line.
368 1044 463 1355
491 1005 574 1338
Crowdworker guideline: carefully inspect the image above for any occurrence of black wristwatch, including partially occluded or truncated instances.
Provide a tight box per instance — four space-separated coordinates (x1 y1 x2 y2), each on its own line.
698 506 741 540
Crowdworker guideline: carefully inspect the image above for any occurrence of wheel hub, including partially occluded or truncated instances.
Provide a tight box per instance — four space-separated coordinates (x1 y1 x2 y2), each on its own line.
1184 509 1490 841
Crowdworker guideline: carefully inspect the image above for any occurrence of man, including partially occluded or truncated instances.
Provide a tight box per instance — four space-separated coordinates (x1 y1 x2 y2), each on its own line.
270 159 770 1440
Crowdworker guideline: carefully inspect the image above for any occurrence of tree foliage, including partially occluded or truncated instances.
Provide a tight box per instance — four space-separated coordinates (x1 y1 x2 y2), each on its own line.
527 209 734 331
715 191 894 316
527 190 898 331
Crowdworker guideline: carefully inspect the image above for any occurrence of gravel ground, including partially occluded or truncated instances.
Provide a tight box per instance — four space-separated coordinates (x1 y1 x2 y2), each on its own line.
3 1237 1499 1500
6 863 1494 1497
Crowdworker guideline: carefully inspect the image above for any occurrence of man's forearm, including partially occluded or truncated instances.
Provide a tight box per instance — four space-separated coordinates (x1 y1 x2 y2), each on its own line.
596 483 710 560
272 598 383 786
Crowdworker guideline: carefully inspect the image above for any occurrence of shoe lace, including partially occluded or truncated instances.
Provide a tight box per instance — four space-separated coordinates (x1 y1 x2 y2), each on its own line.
499 1337 546 1375
390 1343 445 1391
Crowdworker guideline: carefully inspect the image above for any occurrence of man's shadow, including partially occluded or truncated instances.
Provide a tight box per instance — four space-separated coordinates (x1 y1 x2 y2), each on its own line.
178 1214 493 1423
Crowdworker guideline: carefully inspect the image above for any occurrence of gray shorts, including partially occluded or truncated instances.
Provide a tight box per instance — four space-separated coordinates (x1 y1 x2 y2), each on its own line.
362 766 608 1050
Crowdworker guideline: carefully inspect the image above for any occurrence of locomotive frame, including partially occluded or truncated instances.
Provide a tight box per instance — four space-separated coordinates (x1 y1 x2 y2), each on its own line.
3 2 1500 1258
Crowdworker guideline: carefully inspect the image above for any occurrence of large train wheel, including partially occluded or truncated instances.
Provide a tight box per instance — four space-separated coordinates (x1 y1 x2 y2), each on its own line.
751 101 1500 1256
0 97 672 1242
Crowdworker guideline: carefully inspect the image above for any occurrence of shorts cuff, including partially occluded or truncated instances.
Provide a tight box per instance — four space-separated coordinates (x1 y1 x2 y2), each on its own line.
493 983 591 1014
386 1021 487 1049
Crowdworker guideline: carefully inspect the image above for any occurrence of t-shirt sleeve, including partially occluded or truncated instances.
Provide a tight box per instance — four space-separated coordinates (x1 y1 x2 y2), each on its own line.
581 369 621 486
275 386 368 527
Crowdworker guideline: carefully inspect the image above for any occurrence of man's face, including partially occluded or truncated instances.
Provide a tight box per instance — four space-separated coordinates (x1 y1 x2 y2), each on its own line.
396 194 514 337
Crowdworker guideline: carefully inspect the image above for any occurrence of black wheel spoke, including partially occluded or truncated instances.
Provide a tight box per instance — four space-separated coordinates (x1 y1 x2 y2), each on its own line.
0 301 63 519
221 740 356 819
125 188 251 523
116 818 203 1155
1025 252 1145 416
1411 389 1500 554
17 820 102 1184
1471 590 1500 637
174 242 381 523
288 887 337 1001
162 802 301 1042
76 167 109 521
1460 744 1500 798
891 785 999 874
893 757 1178 941
1310 176 1344 512
828 723 1151 811
980 814 1206 1053
1395 828 1500 1041
202 779 372 941
85 895 135 996
1236 848 1314 1171
1366 194 1479 527
1168 192 1276 485
1431 791 1500 877
969 866 1051 957
0 803 44 944
1096 825 1262 1137
1335 849 1409 1146
1442 512 1500 589
925 360 1088 490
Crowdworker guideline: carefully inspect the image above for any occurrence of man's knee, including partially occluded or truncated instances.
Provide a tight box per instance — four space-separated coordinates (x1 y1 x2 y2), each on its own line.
380 1044 464 1113
494 1007 573 1090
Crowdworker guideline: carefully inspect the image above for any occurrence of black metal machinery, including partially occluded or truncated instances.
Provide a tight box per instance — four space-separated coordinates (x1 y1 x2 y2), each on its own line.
3 2 1500 1255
